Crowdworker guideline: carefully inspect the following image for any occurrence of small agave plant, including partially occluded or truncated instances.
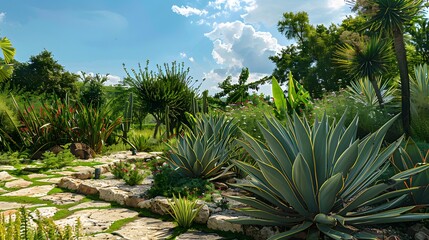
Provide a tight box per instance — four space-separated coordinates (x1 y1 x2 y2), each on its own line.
229 111 429 239
165 114 238 180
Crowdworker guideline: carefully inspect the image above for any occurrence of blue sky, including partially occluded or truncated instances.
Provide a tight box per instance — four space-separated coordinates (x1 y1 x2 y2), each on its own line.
1 0 352 95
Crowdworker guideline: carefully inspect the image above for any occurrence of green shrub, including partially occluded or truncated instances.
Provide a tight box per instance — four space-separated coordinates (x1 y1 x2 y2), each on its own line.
123 167 147 186
147 164 215 201
41 148 75 170
229 111 429 239
0 151 22 165
109 160 132 179
312 90 402 141
168 194 202 229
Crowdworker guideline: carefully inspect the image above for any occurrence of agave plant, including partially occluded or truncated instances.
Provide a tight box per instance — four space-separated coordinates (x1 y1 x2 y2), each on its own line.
410 63 429 113
165 114 238 180
391 138 429 204
346 77 397 108
229 111 429 239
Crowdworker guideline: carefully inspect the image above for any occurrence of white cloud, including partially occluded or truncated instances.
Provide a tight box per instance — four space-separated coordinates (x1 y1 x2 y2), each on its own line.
180 52 187 58
105 75 122 86
243 0 350 27
205 21 283 73
208 0 256 12
0 12 5 23
172 5 208 17
189 57 195 62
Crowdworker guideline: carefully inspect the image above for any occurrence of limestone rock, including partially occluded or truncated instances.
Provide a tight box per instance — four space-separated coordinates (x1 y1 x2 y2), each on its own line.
244 226 280 240
207 211 245 233
137 199 152 209
176 230 224 240
55 208 138 235
68 201 111 211
150 196 171 215
78 182 99 195
40 192 85 205
195 201 210 224
70 143 95 159
0 171 16 181
0 201 46 211
5 179 32 189
3 185 54 197
57 177 82 191
81 233 124 240
113 217 175 240
98 187 129 205
27 173 49 179
124 196 145 208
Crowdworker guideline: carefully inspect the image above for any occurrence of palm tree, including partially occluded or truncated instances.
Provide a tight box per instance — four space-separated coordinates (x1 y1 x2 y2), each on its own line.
0 36 15 81
334 37 394 107
367 0 424 136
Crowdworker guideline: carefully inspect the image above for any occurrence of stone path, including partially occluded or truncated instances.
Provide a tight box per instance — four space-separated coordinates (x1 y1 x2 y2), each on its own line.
0 151 236 240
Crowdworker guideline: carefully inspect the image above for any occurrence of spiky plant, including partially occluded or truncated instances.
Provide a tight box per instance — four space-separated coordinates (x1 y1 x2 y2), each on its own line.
346 77 397 108
335 37 394 107
229 111 429 239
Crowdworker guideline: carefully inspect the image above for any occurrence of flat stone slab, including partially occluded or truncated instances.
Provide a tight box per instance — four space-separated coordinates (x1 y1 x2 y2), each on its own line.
55 208 138 234
3 185 55 197
0 201 46 211
55 171 77 176
0 166 16 171
176 230 225 240
113 217 175 240
37 177 64 184
31 207 58 219
0 171 16 181
27 173 49 179
5 179 32 189
81 233 123 240
40 192 85 205
69 201 111 211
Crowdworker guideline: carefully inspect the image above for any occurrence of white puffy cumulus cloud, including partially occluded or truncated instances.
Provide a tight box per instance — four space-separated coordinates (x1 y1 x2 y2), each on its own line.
204 21 283 73
76 71 123 86
243 0 349 27
0 12 5 23
172 5 208 17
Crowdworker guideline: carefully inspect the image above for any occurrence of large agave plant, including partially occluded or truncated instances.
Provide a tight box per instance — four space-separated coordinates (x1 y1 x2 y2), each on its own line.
165 114 238 180
391 138 429 204
229 112 429 239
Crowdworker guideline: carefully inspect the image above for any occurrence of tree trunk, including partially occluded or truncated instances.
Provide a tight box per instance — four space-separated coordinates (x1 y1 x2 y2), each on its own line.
393 26 411 137
153 117 161 139
369 75 384 108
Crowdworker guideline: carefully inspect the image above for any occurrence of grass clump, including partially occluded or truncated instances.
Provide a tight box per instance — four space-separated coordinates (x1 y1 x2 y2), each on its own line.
168 194 202 229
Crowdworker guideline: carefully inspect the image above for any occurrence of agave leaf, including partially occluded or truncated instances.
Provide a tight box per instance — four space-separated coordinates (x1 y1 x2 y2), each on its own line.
317 224 354 240
258 161 308 216
228 218 283 226
292 154 318 213
292 113 314 176
391 164 429 180
344 206 415 224
319 173 344 214
332 115 358 165
314 114 329 188
348 194 408 217
237 208 303 224
332 140 359 176
267 222 313 240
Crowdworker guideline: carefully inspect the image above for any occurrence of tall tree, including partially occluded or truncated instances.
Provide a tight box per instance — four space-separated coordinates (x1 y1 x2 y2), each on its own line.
9 50 78 98
0 36 15 81
366 0 424 136
271 12 346 98
79 72 107 108
408 18 429 64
